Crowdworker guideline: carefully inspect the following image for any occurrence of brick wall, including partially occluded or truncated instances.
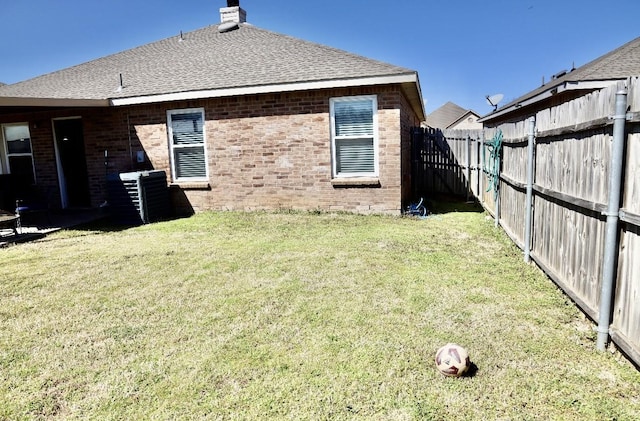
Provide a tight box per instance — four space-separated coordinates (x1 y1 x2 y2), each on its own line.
0 107 137 209
127 85 418 215
399 89 422 206
0 84 422 214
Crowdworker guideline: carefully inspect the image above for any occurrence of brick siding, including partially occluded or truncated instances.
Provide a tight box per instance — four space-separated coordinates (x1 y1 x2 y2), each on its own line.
0 84 421 214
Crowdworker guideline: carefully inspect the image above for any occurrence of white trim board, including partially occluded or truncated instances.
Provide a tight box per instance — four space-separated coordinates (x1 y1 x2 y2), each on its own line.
110 74 419 106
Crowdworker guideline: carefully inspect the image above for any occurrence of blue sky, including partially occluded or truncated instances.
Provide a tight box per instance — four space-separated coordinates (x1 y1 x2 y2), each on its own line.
1 0 639 116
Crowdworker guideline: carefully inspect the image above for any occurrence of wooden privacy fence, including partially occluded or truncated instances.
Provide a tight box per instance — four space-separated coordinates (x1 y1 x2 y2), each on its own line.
414 78 640 366
410 127 483 200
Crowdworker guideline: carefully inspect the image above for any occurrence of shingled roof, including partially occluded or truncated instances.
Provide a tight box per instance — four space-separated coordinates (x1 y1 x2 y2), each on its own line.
481 36 640 122
427 102 467 129
0 23 424 119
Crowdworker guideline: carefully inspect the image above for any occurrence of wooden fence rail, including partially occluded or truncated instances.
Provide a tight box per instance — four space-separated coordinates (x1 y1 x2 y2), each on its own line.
417 77 640 366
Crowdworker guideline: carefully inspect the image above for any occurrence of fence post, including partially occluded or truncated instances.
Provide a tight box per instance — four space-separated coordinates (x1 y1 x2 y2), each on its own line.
524 117 536 263
596 89 627 351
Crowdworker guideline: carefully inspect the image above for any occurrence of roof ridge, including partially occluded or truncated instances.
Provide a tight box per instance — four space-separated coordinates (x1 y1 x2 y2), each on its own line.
484 35 640 118
0 22 420 109
238 24 415 74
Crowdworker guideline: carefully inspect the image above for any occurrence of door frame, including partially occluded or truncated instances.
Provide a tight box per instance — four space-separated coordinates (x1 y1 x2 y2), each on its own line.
52 116 85 209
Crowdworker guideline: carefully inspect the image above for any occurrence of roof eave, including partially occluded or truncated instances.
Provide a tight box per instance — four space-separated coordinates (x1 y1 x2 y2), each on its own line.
110 73 426 120
0 96 110 108
0 74 426 121
478 79 622 123
402 73 426 122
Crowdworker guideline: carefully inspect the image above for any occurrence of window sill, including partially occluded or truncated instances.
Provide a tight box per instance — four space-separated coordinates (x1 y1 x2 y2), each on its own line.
331 177 380 187
169 182 211 190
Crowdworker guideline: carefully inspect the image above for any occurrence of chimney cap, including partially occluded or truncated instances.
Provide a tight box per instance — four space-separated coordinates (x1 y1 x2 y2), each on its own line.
220 1 246 24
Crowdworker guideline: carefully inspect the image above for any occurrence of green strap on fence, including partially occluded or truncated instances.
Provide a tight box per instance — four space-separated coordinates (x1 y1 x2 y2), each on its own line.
484 130 503 201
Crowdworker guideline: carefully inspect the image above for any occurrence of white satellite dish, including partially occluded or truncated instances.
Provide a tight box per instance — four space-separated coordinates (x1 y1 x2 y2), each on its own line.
486 94 504 111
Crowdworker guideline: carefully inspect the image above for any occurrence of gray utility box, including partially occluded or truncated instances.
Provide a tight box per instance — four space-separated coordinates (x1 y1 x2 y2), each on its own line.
107 170 169 225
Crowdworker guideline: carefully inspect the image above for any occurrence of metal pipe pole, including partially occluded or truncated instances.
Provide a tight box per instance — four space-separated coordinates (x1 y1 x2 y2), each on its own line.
495 183 500 228
476 135 481 200
494 132 500 228
524 117 536 263
479 131 485 207
466 135 471 202
596 89 627 351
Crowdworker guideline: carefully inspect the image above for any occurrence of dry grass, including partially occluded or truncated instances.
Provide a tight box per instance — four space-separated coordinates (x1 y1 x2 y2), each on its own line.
1 204 639 420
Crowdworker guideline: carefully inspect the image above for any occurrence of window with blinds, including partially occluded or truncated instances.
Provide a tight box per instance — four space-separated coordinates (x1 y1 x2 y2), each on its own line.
1 123 36 184
330 96 378 177
167 108 208 181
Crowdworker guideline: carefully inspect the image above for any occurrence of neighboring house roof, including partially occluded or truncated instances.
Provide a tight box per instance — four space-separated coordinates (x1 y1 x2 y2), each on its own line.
447 110 481 129
427 101 480 129
427 102 466 128
0 23 425 120
481 36 640 122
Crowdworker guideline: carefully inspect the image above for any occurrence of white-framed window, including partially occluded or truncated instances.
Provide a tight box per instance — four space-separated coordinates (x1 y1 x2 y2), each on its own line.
1 123 36 184
167 108 208 182
330 95 379 178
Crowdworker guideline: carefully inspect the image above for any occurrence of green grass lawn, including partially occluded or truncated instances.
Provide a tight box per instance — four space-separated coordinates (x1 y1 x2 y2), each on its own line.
1 204 639 420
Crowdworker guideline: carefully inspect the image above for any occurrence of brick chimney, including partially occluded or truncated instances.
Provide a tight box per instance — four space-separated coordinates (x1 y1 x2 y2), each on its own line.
220 0 246 23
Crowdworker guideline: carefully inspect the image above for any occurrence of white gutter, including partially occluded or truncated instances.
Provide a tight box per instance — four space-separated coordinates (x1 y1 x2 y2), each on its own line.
561 80 620 91
409 73 427 122
479 79 621 123
110 74 419 106
478 89 554 123
1 73 425 121
0 97 109 108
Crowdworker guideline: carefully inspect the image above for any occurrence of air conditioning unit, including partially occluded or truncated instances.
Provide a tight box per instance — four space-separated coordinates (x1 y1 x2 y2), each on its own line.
107 170 169 225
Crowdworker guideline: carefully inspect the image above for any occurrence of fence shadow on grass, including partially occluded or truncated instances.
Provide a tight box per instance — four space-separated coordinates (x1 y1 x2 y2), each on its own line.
425 194 484 215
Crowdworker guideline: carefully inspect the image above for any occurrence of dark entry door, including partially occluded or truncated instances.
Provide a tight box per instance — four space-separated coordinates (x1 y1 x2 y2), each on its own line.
54 118 91 208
